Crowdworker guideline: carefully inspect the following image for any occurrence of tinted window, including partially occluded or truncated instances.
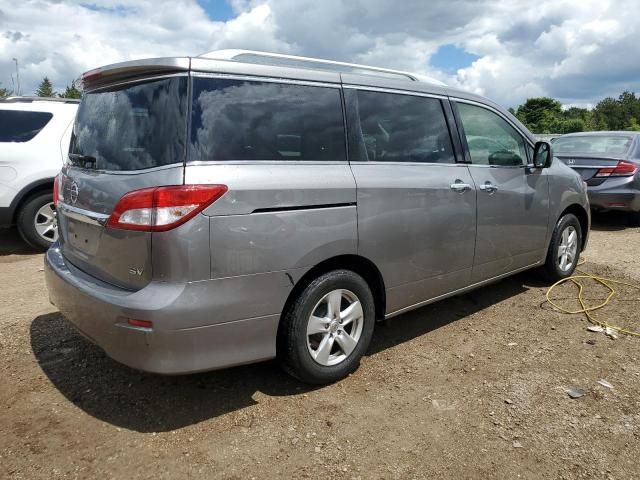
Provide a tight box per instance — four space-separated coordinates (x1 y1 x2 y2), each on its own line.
0 110 53 142
456 103 527 166
190 78 346 162
553 135 633 155
69 76 187 171
345 89 455 163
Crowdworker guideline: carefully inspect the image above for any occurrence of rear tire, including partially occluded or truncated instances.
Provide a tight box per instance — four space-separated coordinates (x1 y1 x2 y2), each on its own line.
542 213 582 282
277 270 375 384
17 193 57 251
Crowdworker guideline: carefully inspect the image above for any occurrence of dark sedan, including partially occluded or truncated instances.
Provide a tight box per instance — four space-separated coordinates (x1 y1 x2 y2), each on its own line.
553 132 640 225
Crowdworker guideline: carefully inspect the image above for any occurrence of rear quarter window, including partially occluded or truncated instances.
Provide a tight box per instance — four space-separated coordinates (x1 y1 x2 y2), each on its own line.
0 110 53 142
189 78 346 162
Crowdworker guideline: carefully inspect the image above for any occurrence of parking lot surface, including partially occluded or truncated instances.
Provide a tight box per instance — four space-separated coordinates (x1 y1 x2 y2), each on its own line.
1 215 639 479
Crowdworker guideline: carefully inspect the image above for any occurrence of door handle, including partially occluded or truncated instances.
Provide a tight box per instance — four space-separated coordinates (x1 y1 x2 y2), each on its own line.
450 181 472 193
479 182 498 194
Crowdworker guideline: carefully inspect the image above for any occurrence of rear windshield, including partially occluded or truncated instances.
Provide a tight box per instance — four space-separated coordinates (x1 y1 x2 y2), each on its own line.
0 110 53 142
553 135 633 155
69 76 187 171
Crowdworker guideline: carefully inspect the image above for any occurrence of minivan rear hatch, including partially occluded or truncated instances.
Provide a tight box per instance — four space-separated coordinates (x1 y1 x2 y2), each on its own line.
57 74 188 290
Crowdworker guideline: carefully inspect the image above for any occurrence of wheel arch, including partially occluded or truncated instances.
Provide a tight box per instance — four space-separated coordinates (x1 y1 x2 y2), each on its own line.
559 203 589 251
7 178 55 225
281 254 387 325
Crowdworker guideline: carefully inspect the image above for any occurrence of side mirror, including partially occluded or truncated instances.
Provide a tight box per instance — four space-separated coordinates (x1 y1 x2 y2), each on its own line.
533 141 553 168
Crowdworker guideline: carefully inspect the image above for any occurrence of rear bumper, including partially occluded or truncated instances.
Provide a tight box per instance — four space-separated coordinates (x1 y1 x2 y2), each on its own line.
44 245 287 374
588 189 640 212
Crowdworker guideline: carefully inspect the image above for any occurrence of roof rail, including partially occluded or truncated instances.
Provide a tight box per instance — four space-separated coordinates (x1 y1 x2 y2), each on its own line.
199 49 447 86
2 96 80 104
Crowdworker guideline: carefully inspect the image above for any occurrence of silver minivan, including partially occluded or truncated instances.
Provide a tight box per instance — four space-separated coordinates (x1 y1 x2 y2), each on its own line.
45 50 590 384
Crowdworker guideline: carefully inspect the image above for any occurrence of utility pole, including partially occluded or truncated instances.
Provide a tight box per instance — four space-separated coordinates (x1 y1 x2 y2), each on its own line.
12 58 20 96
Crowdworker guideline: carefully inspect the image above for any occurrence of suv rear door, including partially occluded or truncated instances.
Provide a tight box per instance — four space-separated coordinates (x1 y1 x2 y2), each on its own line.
58 75 188 290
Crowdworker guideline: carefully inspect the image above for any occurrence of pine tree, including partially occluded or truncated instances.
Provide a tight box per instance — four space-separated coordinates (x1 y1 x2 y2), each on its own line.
35 77 56 97
58 81 81 99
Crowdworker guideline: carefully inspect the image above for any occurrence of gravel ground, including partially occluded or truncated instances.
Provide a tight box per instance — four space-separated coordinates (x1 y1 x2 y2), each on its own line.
1 213 639 479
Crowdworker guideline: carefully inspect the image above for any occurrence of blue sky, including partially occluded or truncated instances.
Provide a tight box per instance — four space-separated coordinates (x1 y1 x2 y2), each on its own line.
198 0 236 22
430 45 480 74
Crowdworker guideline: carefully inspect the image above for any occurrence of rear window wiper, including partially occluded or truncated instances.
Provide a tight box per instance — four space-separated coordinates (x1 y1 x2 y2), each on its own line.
68 153 98 169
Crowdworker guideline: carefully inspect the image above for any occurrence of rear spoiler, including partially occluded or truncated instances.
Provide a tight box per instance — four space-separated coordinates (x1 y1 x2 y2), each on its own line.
78 57 191 92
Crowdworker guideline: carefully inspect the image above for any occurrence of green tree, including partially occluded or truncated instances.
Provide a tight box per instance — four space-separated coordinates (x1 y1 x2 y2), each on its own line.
0 84 10 98
35 77 56 97
625 117 640 132
515 97 563 132
58 81 81 99
560 118 585 133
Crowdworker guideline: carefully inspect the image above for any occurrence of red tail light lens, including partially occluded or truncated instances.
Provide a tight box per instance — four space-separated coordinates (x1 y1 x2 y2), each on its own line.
53 173 62 207
595 160 638 178
107 185 228 232
127 319 153 329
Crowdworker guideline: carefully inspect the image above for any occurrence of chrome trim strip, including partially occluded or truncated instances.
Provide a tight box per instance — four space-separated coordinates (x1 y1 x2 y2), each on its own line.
348 161 468 167
190 71 341 88
342 84 446 100
385 262 542 319
186 160 348 166
58 202 110 227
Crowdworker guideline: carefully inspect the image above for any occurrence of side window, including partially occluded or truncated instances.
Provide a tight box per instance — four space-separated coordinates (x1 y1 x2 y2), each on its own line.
456 103 528 166
189 78 346 162
0 110 53 142
345 89 456 163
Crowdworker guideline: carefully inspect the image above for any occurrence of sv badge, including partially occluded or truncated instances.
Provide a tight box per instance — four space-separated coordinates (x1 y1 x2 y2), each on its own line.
128 267 144 276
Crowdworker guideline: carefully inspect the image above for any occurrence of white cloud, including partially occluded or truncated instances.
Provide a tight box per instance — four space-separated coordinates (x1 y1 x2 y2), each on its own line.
1 0 639 107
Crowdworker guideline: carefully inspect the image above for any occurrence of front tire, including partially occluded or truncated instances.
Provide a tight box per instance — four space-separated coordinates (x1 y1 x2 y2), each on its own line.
17 193 58 251
542 213 582 281
278 270 375 384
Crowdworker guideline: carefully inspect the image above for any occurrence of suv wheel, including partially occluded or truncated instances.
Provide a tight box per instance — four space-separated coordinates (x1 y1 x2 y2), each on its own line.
278 270 375 384
542 213 582 281
17 192 58 251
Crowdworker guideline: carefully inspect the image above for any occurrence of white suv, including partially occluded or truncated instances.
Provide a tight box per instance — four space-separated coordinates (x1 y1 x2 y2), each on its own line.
0 97 78 249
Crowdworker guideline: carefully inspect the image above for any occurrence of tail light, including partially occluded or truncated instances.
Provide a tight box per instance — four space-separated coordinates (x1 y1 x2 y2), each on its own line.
53 173 62 207
107 184 228 232
595 160 638 178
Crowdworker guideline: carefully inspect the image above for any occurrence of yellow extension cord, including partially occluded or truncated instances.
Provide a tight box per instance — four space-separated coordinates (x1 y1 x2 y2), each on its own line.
545 259 640 338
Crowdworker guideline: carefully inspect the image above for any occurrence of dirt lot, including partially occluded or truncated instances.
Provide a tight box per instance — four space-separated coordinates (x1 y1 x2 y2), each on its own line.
1 214 639 480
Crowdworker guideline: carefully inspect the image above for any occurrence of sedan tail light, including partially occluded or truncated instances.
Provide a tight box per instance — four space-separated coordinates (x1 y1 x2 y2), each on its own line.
107 185 228 232
595 160 638 178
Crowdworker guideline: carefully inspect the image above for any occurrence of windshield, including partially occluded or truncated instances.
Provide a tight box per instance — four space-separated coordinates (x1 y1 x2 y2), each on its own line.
69 76 187 171
553 135 633 155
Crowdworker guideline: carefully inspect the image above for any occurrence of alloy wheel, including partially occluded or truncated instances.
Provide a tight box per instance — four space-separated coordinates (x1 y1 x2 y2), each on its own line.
557 225 578 272
34 202 58 244
306 289 364 366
